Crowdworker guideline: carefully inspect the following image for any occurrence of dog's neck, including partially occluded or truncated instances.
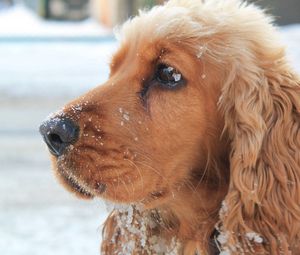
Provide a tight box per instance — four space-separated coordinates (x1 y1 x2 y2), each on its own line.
104 132 230 254
157 159 230 253
105 156 229 254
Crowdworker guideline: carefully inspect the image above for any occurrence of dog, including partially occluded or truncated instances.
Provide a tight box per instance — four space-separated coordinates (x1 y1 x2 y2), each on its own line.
40 0 300 254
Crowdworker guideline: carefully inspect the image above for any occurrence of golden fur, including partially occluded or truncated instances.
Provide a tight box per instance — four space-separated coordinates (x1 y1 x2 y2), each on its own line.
45 0 300 254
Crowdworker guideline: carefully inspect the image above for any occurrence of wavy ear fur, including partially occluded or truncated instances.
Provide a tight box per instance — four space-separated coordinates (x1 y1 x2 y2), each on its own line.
218 46 300 254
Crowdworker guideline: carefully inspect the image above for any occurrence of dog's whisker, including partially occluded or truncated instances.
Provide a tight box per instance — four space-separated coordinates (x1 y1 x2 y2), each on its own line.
114 167 122 195
127 177 136 201
134 160 168 182
119 177 131 199
118 123 138 141
194 150 213 192
111 180 117 202
123 158 145 192
132 150 154 163
183 179 197 193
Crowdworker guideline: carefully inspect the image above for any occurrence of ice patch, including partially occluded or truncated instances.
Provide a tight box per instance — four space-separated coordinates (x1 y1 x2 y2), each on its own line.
45 108 66 121
220 200 228 215
246 232 263 244
172 73 181 82
123 113 130 121
197 45 207 59
167 66 174 72
104 203 182 254
219 250 231 255
119 107 130 122
0 5 110 37
217 231 229 245
73 105 82 112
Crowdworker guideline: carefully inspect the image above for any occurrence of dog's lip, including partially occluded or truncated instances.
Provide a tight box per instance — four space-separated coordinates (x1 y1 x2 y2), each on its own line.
59 171 95 198
58 169 108 198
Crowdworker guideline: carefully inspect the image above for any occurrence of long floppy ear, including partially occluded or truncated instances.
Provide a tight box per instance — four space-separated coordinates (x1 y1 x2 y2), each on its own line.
218 56 300 254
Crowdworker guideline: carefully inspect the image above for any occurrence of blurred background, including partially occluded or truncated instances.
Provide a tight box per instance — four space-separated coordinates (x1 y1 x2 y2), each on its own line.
0 0 299 255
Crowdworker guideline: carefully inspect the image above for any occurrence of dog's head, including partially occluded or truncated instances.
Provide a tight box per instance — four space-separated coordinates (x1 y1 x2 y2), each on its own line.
40 2 230 205
40 0 300 254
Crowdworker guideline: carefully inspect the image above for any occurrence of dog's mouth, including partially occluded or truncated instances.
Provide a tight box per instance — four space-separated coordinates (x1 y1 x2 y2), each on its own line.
58 170 95 199
56 165 171 207
61 174 94 199
53 152 108 199
53 151 167 205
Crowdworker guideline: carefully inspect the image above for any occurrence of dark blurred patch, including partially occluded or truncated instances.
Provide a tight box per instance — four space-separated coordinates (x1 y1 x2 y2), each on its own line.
0 0 13 9
3 0 299 25
249 0 300 25
22 0 89 20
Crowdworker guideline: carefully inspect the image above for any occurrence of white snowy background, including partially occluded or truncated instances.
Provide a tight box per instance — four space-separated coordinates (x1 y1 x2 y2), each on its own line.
0 5 299 255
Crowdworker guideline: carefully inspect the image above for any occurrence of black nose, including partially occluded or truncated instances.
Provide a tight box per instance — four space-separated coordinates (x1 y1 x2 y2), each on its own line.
39 118 79 157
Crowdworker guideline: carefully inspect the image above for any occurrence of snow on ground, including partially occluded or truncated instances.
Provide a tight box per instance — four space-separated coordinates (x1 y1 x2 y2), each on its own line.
0 166 108 255
0 5 111 38
0 41 118 98
0 5 117 99
0 98 110 255
0 5 299 255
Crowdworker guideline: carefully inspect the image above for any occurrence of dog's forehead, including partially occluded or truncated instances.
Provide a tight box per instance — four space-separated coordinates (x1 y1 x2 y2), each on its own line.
110 37 196 80
116 4 203 51
116 0 236 45
115 0 281 65
113 20 203 71
113 4 219 66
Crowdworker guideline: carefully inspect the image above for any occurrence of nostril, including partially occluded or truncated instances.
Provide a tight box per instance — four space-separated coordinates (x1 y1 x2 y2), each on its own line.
49 133 63 147
45 132 64 156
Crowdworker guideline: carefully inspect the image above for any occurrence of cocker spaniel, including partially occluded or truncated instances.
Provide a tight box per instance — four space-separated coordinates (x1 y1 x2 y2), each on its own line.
39 0 300 254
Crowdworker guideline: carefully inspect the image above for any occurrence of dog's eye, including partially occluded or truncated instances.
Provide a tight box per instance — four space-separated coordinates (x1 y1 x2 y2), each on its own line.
156 64 183 88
